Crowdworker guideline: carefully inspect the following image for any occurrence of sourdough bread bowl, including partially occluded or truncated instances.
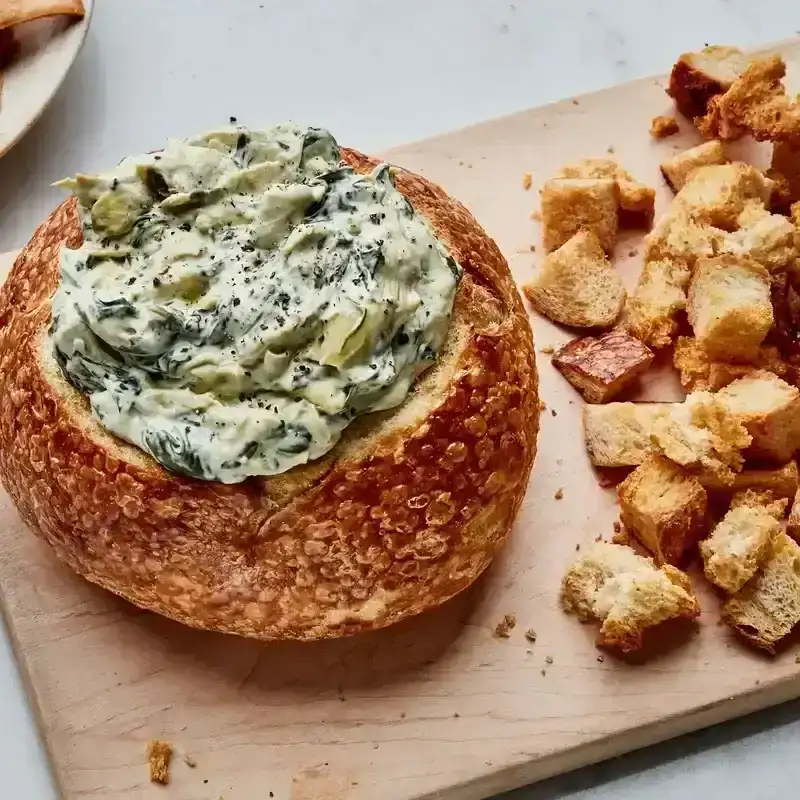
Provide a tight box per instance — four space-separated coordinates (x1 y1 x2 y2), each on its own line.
0 132 538 640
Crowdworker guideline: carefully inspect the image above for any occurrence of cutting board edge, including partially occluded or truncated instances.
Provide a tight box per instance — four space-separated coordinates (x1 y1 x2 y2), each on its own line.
422 674 800 800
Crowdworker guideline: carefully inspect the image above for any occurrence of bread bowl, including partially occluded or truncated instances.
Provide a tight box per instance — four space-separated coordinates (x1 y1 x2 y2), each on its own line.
0 125 538 640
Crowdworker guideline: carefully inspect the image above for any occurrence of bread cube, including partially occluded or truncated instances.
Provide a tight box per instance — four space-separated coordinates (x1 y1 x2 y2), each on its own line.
583 402 672 467
649 391 751 483
552 330 654 404
522 231 625 328
687 255 773 361
721 202 796 274
699 461 800 499
673 336 751 392
713 56 800 146
643 209 723 266
700 491 783 593
618 455 709 564
718 371 800 463
675 163 774 231
540 178 619 253
660 140 729 193
555 158 655 229
561 541 700 652
729 488 788 518
668 45 748 120
787 488 800 541
770 142 800 208
625 258 690 349
675 337 790 393
722 531 800 652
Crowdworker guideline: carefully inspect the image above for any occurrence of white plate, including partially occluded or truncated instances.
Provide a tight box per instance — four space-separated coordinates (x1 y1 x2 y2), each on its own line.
0 0 92 157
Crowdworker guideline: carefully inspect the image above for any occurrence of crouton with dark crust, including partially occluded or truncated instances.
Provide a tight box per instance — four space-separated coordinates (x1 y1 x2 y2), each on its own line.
552 331 654 404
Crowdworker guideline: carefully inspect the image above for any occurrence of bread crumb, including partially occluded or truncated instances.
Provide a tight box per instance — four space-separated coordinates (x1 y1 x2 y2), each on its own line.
529 244 536 252
554 488 564 500
147 740 173 785
551 409 557 417
494 613 517 638
539 400 547 411
795 654 800 664
539 345 555 354
572 98 580 106
575 543 581 551
524 628 537 642
596 654 605 663
607 145 615 154
540 669 547 676
650 115 680 138
530 210 542 222
545 655 554 665
523 172 533 190
183 755 197 769
453 712 460 718
594 534 603 542
628 249 638 257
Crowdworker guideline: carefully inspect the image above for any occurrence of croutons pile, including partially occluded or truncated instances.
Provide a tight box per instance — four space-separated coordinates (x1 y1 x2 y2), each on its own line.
524 45 800 656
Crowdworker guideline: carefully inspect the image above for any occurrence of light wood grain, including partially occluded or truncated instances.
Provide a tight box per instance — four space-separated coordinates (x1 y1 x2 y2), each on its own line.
3 40 800 800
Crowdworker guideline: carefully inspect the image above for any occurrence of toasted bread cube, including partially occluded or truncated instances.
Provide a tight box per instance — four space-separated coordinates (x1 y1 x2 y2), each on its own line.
540 178 619 253
714 56 800 146
643 209 724 266
660 140 729 193
522 231 625 328
650 115 680 139
673 336 789 392
625 259 690 349
769 142 800 210
554 158 655 228
701 491 783 593
687 255 773 361
722 531 800 652
618 456 709 564
552 331 654 404
721 202 796 274
583 402 674 467
673 336 752 392
699 461 800 499
649 391 751 484
787 488 800 541
668 45 748 120
561 541 700 652
675 164 774 231
718 371 800 463
730 488 789 517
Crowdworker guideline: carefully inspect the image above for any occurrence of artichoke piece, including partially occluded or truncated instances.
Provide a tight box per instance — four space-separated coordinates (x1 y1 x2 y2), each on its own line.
90 186 151 237
160 188 224 212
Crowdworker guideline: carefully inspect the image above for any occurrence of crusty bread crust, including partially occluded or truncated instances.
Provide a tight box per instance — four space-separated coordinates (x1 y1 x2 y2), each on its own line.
0 148 539 640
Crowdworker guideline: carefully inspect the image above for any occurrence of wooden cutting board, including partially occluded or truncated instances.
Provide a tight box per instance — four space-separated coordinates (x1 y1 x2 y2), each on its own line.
4 39 800 800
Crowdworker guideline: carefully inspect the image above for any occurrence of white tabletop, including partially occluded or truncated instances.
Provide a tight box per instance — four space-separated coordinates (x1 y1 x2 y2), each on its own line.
2 1 800 798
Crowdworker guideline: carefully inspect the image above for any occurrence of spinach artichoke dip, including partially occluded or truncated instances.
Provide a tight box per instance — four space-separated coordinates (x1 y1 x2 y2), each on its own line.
50 124 461 484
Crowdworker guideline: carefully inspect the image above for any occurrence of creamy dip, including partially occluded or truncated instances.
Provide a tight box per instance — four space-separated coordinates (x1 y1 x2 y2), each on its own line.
51 124 461 483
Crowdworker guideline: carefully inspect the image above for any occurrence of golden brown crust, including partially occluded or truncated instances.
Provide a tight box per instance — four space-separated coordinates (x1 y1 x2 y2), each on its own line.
0 148 539 640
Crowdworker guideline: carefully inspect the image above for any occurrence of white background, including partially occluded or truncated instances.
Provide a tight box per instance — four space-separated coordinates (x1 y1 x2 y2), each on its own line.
2 1 800 798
